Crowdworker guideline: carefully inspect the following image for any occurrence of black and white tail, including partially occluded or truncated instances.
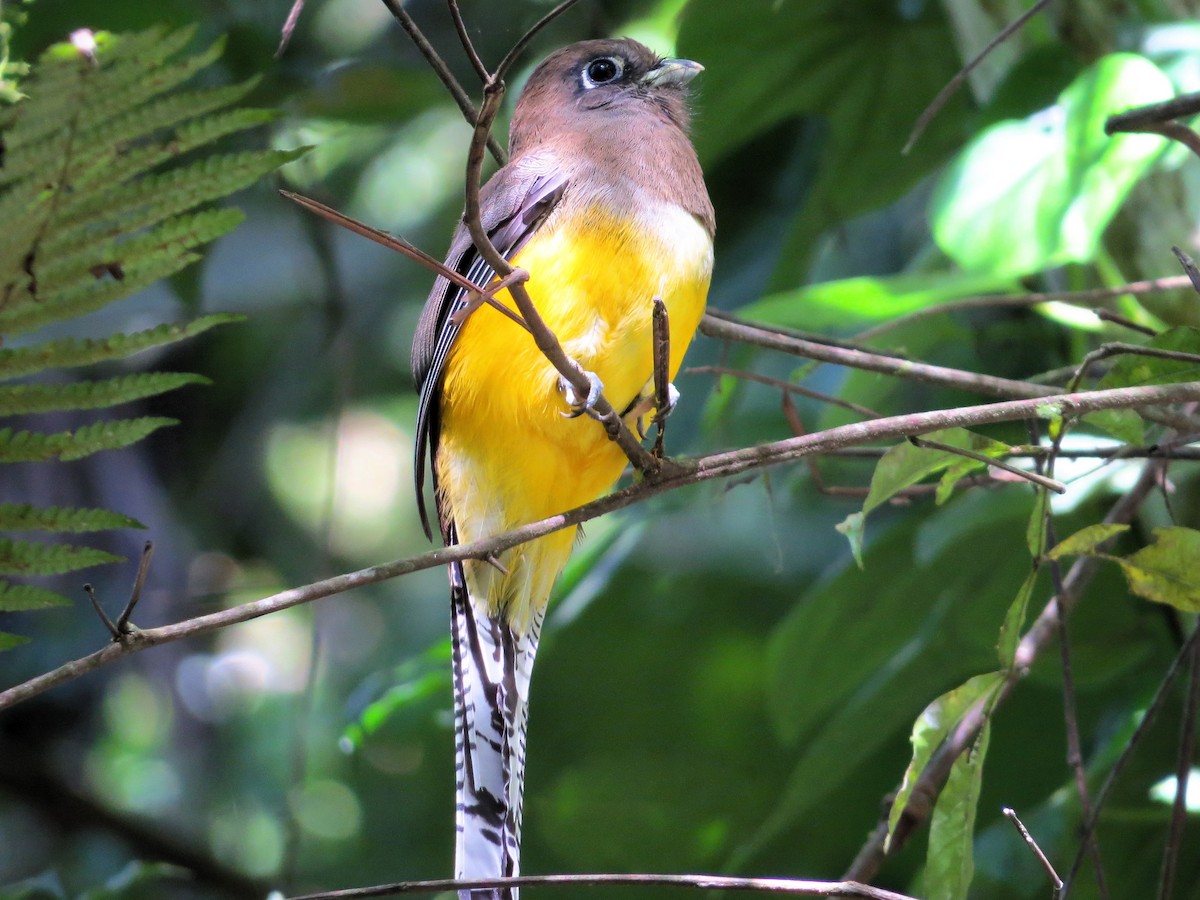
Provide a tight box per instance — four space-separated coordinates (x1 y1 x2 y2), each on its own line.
451 580 543 900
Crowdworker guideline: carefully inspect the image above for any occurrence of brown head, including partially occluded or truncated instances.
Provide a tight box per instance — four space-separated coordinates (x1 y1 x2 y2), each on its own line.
508 38 703 160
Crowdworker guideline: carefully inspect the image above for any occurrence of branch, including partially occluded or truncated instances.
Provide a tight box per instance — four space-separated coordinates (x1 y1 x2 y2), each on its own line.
845 456 1170 883
5 381 1200 711
288 872 919 899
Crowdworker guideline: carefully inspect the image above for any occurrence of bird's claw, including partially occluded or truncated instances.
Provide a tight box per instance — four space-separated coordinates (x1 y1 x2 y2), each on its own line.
560 370 603 418
652 383 680 424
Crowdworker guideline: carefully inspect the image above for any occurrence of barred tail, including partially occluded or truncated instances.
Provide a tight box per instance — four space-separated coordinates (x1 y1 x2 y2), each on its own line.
452 580 543 900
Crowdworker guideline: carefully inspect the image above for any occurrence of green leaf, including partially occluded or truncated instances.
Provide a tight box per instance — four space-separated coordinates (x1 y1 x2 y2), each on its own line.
0 538 121 576
887 671 1004 850
0 315 243 380
932 53 1174 276
739 271 1018 332
925 718 992 900
1113 527 1200 612
996 570 1038 668
1099 326 1200 389
0 503 144 533
0 578 69 614
1025 488 1050 557
679 0 969 278
0 417 177 462
1044 523 1131 561
0 372 208 415
0 580 71 610
840 429 1011 556
0 632 30 651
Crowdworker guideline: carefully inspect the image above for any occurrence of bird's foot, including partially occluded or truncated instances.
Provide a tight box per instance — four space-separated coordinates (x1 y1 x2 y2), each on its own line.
559 370 604 418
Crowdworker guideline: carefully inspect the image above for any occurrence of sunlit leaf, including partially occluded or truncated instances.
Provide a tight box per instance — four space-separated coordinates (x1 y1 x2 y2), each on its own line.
1044 523 1131 561
1113 527 1200 612
932 53 1174 276
740 271 1017 332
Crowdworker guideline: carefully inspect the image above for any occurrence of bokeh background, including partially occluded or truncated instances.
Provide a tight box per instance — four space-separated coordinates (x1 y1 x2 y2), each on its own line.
4 1 1200 898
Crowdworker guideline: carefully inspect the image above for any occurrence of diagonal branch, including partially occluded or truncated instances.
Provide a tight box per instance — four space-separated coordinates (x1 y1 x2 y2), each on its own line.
5 380 1200 713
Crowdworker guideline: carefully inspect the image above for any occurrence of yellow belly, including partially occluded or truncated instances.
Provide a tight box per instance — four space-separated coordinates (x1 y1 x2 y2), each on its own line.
435 203 712 631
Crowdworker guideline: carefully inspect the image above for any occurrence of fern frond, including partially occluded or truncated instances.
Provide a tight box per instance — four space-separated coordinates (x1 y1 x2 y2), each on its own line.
38 207 245 296
0 417 177 463
1 78 261 186
0 372 208 415
0 580 71 610
0 314 242 380
0 503 144 533
0 538 122 576
0 250 201 335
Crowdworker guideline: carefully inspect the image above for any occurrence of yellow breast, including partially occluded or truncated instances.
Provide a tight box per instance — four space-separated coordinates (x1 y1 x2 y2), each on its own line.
436 201 712 630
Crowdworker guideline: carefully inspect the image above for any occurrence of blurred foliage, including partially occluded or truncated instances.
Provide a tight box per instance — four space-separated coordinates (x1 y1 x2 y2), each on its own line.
0 1 1200 900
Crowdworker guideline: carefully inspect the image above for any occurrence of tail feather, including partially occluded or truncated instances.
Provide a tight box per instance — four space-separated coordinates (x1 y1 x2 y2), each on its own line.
452 580 543 900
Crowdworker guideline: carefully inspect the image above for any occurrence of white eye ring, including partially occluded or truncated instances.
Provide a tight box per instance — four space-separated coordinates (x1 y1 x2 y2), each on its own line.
582 56 624 89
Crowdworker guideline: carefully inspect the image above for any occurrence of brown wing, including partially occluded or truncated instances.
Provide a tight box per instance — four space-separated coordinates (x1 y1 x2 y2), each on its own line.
411 159 568 540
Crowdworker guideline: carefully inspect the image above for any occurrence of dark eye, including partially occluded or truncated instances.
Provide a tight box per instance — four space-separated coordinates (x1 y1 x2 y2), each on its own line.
583 57 622 87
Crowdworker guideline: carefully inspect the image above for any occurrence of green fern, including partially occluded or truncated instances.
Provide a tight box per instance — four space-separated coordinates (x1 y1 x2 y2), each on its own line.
0 23 308 645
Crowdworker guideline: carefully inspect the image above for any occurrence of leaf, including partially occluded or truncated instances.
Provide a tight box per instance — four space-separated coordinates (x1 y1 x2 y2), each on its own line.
0 417 178 463
887 671 1004 850
0 632 30 651
1025 487 1050 557
0 372 208 415
840 429 1011 557
0 580 71 610
1113 527 1200 612
932 53 1174 276
1100 326 1200 388
0 503 144 533
0 539 121 576
1044 523 1131 561
0 315 243 380
679 0 969 278
996 570 1038 668
739 271 1018 332
925 718 992 900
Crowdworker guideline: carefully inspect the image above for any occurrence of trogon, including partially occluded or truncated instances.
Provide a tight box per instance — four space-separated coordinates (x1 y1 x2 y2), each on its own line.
411 37 714 900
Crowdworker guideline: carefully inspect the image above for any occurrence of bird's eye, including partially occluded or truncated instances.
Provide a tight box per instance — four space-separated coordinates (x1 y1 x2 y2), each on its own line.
583 57 622 87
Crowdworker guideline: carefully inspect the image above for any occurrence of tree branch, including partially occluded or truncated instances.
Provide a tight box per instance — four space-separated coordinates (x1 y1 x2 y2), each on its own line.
288 871 919 899
5 380 1200 712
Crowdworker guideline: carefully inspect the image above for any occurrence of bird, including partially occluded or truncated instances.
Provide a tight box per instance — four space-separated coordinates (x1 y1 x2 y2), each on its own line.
411 37 714 899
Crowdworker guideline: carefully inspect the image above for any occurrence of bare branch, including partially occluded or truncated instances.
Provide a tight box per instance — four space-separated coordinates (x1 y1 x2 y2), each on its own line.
288 871 919 899
1002 807 1064 898
377 0 506 164
6 380 1200 712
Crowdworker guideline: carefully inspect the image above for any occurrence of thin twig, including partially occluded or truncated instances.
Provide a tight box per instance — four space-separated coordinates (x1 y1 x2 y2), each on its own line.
909 435 1066 493
846 458 1168 884
287 871 919 899
114 541 153 633
280 191 530 332
1063 621 1200 895
1094 308 1158 337
275 0 304 57
687 365 883 419
1171 246 1200 295
1157 626 1200 900
1067 343 1200 394
652 297 671 458
904 0 1052 153
492 0 582 83
446 0 489 82
702 313 1058 400
853 276 1193 342
376 0 506 164
1002 807 1064 898
6 382 1200 712
83 584 120 641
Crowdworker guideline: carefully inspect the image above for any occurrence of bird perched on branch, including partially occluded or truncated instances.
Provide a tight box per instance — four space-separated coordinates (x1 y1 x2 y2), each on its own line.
412 37 713 899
